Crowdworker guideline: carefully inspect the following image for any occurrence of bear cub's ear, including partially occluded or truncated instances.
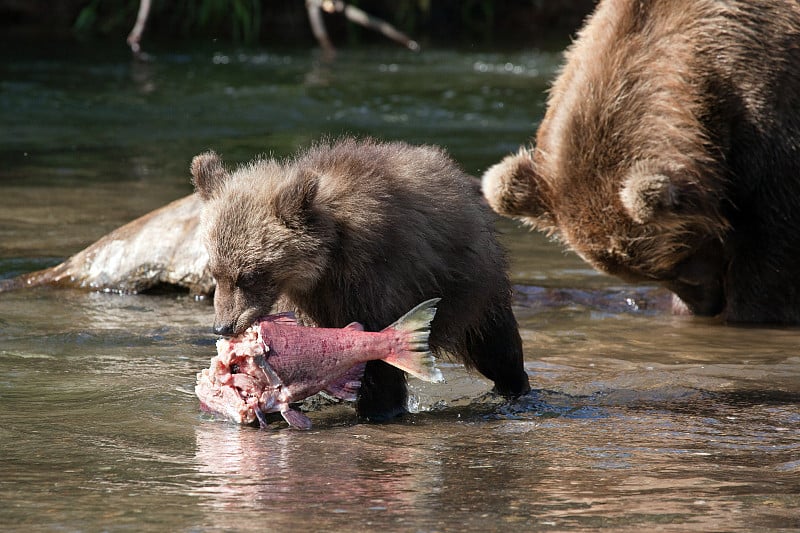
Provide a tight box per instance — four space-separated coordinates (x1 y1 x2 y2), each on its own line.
272 169 320 229
191 151 230 201
619 167 677 224
481 148 551 221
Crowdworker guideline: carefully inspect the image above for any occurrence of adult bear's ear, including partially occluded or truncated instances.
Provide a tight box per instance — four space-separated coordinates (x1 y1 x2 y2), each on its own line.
191 151 230 200
273 169 320 229
619 165 678 224
481 148 552 225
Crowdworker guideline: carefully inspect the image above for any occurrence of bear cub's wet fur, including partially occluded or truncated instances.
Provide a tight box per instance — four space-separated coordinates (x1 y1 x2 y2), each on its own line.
482 0 800 324
192 137 530 420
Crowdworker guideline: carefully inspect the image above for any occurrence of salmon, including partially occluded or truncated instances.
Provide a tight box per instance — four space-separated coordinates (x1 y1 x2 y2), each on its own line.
195 298 443 429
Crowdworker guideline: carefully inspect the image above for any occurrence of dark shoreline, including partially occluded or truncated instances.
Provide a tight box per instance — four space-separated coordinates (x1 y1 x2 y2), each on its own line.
0 0 595 47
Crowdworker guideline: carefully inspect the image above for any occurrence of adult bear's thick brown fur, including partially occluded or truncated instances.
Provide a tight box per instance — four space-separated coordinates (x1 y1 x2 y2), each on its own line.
192 137 530 420
482 0 800 323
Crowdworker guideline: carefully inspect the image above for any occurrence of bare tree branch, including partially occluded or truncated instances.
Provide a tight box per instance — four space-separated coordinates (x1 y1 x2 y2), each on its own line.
124 1 419 59
336 1 420 51
306 0 336 57
127 0 152 59
306 0 420 53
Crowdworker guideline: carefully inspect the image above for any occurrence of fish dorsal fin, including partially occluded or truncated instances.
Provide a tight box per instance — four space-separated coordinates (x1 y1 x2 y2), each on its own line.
344 321 365 331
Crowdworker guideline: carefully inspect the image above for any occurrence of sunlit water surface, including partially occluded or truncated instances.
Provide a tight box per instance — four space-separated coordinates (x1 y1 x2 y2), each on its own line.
1 38 798 532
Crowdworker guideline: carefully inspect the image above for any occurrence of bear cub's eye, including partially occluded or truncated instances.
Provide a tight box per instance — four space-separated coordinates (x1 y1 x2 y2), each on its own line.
236 271 261 288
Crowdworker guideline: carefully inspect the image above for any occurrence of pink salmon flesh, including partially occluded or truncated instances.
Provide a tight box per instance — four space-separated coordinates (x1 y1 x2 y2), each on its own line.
195 298 443 429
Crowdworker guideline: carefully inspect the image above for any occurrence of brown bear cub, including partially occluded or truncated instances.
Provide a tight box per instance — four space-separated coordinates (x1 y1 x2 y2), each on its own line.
191 137 530 420
482 0 800 324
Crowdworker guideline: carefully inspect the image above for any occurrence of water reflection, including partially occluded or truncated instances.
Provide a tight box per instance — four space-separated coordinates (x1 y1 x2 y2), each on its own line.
130 57 156 94
190 415 560 530
192 423 443 529
190 387 800 531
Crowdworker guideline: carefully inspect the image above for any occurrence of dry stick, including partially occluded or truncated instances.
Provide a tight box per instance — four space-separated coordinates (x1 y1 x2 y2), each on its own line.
306 0 336 56
126 0 418 58
306 0 420 53
127 0 152 58
336 1 420 52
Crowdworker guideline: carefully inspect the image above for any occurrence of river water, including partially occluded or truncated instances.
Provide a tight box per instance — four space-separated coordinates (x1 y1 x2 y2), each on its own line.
1 38 798 532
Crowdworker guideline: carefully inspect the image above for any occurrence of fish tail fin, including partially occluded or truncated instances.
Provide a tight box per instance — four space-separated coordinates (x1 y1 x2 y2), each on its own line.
383 298 444 383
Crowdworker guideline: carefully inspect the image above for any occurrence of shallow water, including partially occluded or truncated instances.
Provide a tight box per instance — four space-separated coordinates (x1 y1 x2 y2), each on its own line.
1 38 798 532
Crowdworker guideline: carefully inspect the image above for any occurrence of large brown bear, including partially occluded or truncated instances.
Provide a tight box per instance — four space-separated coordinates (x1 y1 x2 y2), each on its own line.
191 137 530 421
482 0 800 323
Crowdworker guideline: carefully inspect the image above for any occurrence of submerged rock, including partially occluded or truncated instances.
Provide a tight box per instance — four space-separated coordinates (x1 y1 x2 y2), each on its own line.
0 194 213 297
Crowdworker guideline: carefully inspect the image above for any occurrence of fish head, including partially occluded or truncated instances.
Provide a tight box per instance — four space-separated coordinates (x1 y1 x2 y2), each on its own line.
195 328 282 426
